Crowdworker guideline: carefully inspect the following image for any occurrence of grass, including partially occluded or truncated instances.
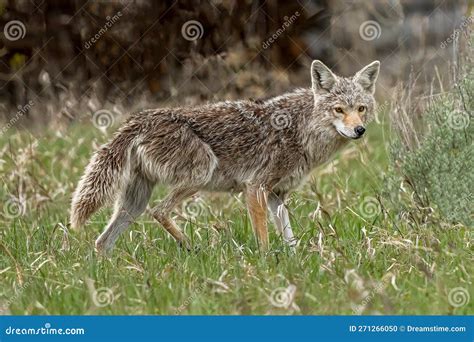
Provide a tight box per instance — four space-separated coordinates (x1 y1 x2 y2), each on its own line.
0 117 472 315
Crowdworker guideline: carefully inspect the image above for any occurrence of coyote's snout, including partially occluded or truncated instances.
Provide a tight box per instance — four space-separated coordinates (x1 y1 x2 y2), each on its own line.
70 60 380 253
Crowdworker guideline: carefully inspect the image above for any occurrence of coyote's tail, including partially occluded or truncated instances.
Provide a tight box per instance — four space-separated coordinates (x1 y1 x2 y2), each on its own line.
70 130 135 228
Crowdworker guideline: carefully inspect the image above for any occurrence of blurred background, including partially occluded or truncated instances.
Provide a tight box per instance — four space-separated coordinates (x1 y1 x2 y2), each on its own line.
0 0 471 130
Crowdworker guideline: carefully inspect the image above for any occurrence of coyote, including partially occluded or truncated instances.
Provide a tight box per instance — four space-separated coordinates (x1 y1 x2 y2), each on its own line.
70 60 380 253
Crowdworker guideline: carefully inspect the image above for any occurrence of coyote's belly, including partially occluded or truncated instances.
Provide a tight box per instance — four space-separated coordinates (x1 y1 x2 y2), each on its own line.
201 153 312 194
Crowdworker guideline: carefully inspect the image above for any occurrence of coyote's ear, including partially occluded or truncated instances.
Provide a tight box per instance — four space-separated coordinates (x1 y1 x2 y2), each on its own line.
354 61 380 94
311 60 337 93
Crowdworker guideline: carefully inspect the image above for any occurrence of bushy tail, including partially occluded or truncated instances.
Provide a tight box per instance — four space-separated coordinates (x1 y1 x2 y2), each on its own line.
70 131 135 228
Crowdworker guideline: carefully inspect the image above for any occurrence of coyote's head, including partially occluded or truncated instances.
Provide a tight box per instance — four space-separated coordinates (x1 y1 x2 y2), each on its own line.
310 60 380 139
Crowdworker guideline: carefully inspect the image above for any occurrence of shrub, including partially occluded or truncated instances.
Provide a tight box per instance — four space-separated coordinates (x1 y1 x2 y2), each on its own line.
387 65 473 226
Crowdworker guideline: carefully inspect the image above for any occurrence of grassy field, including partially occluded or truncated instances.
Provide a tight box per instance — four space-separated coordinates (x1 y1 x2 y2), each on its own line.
0 118 472 315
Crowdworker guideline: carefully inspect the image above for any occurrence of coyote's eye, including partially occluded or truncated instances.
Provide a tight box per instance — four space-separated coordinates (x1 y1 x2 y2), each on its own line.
334 107 343 113
358 106 366 112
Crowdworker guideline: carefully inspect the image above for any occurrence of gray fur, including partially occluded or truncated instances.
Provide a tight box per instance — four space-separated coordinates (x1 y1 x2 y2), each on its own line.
70 60 380 252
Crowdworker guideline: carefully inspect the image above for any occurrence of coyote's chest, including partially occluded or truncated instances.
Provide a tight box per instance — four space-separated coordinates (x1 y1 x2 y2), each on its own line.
274 135 347 193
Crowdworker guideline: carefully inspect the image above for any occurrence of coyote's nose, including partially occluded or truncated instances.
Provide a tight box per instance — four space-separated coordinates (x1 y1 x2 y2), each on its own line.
354 126 365 137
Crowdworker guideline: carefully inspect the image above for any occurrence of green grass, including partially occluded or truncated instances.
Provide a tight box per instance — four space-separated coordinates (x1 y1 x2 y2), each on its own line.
0 120 472 315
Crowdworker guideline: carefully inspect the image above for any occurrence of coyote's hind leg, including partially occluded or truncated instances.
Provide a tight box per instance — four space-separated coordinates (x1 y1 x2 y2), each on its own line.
95 173 153 253
150 187 197 250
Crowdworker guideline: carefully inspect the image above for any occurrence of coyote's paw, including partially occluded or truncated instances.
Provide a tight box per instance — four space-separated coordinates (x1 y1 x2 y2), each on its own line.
95 236 114 256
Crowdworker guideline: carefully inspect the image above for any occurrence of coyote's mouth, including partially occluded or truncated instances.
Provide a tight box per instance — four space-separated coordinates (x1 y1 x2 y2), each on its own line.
336 129 360 140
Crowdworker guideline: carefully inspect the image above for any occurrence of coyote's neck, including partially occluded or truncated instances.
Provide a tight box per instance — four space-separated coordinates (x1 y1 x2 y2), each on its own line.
264 88 347 167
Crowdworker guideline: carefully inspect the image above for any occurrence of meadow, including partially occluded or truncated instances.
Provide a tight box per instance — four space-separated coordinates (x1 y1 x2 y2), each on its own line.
0 112 472 315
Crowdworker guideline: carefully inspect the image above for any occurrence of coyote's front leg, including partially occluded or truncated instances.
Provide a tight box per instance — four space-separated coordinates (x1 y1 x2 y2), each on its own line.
245 185 269 250
268 192 296 247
